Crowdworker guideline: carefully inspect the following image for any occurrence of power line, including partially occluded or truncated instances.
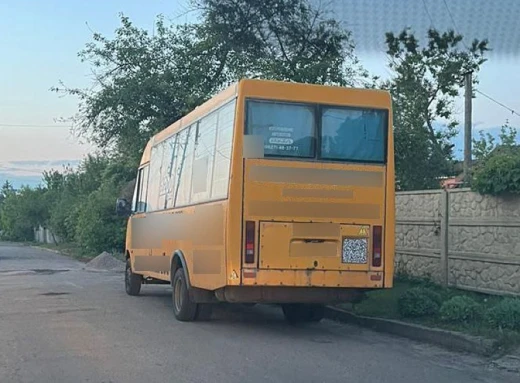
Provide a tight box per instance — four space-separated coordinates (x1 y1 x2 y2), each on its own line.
438 1 518 120
421 0 435 28
442 0 460 33
442 0 470 50
0 123 73 128
475 90 520 118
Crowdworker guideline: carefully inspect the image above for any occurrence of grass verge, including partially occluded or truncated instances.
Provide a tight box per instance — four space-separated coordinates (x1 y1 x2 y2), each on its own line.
337 277 520 354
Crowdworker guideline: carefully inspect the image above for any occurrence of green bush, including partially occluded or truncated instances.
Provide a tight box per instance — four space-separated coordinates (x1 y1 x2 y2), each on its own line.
48 194 80 242
440 296 482 323
75 185 127 254
0 186 49 241
398 287 442 318
485 298 520 331
472 146 520 196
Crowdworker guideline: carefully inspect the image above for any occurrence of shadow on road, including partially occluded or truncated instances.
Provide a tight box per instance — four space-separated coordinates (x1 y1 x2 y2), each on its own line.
135 285 346 341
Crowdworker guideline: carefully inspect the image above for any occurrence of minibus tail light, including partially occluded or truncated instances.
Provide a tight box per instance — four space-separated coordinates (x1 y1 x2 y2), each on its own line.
245 221 255 264
372 225 382 267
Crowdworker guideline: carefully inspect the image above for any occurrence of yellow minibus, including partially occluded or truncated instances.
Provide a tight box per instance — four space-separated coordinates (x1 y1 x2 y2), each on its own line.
117 79 395 323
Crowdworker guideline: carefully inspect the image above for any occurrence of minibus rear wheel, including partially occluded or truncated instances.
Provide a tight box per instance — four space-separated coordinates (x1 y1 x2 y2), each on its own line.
172 268 198 321
195 303 213 321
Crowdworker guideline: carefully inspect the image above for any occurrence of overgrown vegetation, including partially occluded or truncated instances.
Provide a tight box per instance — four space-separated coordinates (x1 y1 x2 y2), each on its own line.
398 286 442 317
0 183 48 241
383 29 488 190
485 298 520 331
342 277 520 350
0 156 134 255
440 295 482 323
472 121 520 195
53 0 368 162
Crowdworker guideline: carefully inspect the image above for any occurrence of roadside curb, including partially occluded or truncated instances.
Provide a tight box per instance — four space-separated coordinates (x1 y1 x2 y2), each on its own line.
30 245 91 263
324 306 498 357
30 245 63 255
491 351 520 373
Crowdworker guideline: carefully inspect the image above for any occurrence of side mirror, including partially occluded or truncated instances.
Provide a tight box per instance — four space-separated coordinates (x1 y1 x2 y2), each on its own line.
116 198 132 217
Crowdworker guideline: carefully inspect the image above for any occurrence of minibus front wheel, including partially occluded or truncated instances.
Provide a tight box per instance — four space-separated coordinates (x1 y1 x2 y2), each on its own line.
125 257 142 296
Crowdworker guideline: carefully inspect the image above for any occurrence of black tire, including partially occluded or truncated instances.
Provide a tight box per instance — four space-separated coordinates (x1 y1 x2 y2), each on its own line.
125 258 142 296
308 304 325 322
282 304 325 324
172 268 198 321
195 304 213 321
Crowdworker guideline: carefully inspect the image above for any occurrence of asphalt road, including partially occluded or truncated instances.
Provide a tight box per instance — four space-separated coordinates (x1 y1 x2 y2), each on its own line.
0 243 517 383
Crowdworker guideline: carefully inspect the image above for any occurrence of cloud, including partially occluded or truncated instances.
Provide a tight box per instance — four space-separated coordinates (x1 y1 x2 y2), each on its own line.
0 159 81 183
8 159 81 167
0 159 80 174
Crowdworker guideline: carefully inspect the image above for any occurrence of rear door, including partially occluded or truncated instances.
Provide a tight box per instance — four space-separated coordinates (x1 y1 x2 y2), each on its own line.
243 159 386 272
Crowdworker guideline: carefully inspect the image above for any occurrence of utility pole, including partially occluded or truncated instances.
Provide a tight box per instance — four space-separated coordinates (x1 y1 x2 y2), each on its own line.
463 72 473 184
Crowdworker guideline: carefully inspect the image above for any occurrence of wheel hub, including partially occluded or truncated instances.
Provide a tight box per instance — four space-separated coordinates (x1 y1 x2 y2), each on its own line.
174 278 183 312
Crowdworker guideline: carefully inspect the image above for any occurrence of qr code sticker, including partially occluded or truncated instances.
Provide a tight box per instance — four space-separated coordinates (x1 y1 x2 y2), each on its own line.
342 238 368 264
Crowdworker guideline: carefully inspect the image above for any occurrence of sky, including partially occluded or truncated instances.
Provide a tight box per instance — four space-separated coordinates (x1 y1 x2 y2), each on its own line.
1 0 519 188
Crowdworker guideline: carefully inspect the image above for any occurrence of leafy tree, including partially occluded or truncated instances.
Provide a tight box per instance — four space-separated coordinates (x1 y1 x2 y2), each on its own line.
71 156 135 253
192 0 369 85
0 180 14 207
42 155 135 250
52 16 233 163
0 186 49 241
75 183 128 254
53 0 368 163
383 29 489 190
473 121 518 161
0 181 14 233
472 121 520 195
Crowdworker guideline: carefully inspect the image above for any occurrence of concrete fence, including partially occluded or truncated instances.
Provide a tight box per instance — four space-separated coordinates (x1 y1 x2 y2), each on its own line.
34 226 61 245
395 188 520 296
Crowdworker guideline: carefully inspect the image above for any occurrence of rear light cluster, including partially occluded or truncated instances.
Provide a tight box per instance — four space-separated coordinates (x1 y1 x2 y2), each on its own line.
372 225 382 267
245 221 255 264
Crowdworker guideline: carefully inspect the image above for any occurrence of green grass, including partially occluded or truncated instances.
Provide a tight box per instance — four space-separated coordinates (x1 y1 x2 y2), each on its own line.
337 278 520 353
339 281 412 319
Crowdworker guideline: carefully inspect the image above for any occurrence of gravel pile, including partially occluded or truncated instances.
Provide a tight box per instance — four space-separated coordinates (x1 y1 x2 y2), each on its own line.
85 252 125 271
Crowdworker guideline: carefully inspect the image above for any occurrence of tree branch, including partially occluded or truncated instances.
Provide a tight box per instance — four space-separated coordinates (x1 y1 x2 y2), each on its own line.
298 8 320 56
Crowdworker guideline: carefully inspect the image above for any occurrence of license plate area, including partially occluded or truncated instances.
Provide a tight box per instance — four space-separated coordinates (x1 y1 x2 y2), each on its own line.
342 237 368 264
